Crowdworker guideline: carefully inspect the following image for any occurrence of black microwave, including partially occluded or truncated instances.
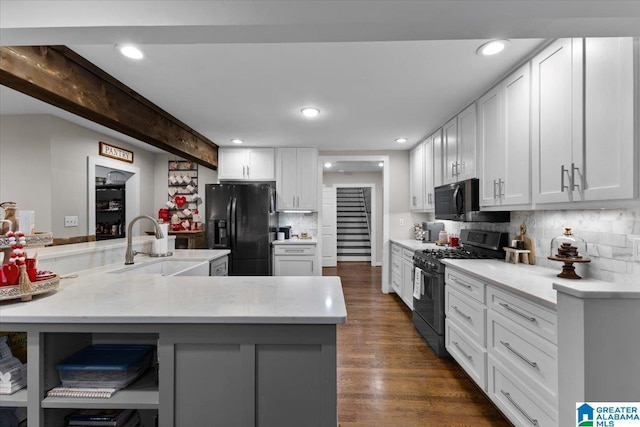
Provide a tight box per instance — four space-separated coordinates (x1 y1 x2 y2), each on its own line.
434 178 510 222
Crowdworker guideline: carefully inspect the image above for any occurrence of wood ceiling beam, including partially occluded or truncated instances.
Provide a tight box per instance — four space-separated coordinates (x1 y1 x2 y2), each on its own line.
0 45 218 169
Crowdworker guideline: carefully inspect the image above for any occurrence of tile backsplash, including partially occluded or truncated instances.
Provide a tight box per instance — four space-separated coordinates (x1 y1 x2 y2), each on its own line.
439 208 640 284
278 212 318 239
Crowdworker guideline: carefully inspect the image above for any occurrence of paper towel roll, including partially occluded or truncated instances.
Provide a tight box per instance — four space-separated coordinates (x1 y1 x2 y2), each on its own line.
152 223 169 254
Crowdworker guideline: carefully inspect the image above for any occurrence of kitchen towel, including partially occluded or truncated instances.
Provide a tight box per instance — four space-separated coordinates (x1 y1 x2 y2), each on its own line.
152 223 169 255
413 267 423 299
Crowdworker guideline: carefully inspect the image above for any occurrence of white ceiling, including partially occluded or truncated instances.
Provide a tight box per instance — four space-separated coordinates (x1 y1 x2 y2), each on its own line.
1 1 639 159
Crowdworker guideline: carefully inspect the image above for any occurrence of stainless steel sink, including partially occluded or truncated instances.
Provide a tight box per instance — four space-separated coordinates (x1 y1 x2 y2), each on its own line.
108 259 209 276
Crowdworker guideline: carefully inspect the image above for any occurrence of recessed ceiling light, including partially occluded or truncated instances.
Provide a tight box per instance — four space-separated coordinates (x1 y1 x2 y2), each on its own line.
395 138 408 144
378 162 384 167
324 162 332 168
301 107 320 118
477 40 510 56
231 139 243 144
117 44 144 60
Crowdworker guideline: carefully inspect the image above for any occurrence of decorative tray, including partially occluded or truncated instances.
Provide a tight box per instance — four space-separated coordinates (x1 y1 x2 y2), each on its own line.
0 275 60 302
0 232 53 248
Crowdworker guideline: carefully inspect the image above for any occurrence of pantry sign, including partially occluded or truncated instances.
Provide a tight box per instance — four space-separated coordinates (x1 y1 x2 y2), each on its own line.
99 142 134 163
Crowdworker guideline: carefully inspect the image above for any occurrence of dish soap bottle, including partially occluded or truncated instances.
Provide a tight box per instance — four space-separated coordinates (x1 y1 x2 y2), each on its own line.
438 228 448 245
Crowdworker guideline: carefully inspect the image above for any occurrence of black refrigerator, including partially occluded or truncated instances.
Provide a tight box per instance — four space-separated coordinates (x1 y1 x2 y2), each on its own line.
205 183 278 275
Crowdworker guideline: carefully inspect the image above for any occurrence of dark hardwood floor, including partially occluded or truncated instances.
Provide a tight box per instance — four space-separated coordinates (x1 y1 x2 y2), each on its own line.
324 262 512 427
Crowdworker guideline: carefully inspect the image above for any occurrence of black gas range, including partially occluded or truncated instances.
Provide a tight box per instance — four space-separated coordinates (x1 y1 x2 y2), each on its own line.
412 229 508 358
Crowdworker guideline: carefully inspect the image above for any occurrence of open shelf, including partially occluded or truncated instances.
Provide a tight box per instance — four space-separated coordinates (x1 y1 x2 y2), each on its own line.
0 388 28 407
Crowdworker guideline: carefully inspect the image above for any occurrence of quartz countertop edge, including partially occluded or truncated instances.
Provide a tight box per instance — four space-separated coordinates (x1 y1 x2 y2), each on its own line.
273 239 318 245
0 253 347 325
33 235 175 260
552 281 640 299
391 239 441 251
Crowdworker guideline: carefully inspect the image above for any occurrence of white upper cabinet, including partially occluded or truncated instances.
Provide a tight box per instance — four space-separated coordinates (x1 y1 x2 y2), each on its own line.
409 143 424 210
582 37 635 201
533 37 636 204
479 63 531 207
432 129 443 189
218 147 275 181
423 131 438 211
276 147 318 211
443 104 477 184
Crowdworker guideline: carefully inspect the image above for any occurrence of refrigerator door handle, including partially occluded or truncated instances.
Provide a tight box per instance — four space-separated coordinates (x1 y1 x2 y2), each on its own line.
231 197 238 250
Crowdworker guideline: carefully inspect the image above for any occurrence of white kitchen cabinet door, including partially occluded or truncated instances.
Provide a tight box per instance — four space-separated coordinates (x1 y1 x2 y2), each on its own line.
276 147 318 211
409 142 425 210
246 148 275 180
423 133 436 211
582 37 635 201
401 256 414 310
502 63 531 206
217 148 248 180
295 147 318 210
273 255 315 276
532 38 584 204
456 103 477 182
478 84 503 207
432 129 443 188
442 117 458 184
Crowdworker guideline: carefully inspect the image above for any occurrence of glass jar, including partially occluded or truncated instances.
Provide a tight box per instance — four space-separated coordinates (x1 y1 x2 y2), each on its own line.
550 227 588 260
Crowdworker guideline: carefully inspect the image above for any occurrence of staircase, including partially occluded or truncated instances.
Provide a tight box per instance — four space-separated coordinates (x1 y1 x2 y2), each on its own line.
336 188 371 261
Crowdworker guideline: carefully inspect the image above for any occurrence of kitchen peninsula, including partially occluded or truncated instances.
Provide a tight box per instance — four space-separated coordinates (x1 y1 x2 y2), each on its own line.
0 249 346 427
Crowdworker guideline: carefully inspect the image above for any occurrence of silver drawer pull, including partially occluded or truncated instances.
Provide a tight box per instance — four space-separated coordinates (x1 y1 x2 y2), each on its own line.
501 390 539 426
451 277 472 289
284 249 305 253
500 341 538 369
498 302 537 323
452 341 472 361
452 305 472 321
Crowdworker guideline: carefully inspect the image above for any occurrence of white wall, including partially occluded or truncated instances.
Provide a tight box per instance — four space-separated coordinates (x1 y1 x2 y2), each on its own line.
0 114 159 238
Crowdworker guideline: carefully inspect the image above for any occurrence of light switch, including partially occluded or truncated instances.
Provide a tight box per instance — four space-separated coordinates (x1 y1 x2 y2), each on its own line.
399 218 405 226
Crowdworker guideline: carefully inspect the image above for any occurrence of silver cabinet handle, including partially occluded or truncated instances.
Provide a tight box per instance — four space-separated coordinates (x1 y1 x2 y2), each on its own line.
498 302 537 323
247 165 250 178
493 179 498 200
451 277 472 290
412 195 416 207
452 305 472 321
284 249 305 253
500 341 538 368
452 341 472 361
561 164 569 192
498 178 505 199
571 162 580 190
292 196 296 207
501 390 539 426
243 165 246 178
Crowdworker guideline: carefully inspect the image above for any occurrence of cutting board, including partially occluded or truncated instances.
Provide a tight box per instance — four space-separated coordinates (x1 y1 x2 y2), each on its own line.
515 224 536 264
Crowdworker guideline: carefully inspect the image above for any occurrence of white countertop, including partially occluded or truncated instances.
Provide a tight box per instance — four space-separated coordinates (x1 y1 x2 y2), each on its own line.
33 236 173 260
273 238 317 245
390 239 441 251
0 249 346 325
552 281 640 299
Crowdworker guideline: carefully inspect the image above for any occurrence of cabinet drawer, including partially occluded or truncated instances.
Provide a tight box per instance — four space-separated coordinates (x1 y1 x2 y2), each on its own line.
391 244 402 256
445 286 486 346
488 355 557 427
445 268 485 303
210 257 228 276
402 248 414 263
273 244 316 255
487 310 557 404
391 254 402 277
487 286 557 344
446 319 487 391
391 273 401 294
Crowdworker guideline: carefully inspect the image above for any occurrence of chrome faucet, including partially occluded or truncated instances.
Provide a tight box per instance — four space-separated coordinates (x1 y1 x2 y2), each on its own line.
125 215 164 265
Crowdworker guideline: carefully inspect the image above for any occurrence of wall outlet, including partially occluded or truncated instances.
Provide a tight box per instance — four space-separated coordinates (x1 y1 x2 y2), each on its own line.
399 218 405 226
64 216 78 227
633 238 640 262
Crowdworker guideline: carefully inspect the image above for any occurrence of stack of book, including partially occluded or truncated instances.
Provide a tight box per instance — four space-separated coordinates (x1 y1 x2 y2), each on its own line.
0 336 27 395
65 409 142 427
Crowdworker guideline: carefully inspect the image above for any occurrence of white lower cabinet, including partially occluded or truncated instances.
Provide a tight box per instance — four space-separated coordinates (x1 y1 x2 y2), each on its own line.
209 255 228 276
273 244 316 276
445 266 559 427
389 243 413 310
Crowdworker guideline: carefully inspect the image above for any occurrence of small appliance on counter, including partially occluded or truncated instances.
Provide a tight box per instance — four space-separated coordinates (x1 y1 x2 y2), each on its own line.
278 226 292 240
421 222 444 243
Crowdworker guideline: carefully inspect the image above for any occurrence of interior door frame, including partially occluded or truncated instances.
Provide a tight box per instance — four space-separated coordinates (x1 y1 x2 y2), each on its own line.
321 186 337 267
319 155 390 293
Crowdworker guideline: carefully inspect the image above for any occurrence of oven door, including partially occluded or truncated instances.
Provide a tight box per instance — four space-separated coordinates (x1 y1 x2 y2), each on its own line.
413 267 445 334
